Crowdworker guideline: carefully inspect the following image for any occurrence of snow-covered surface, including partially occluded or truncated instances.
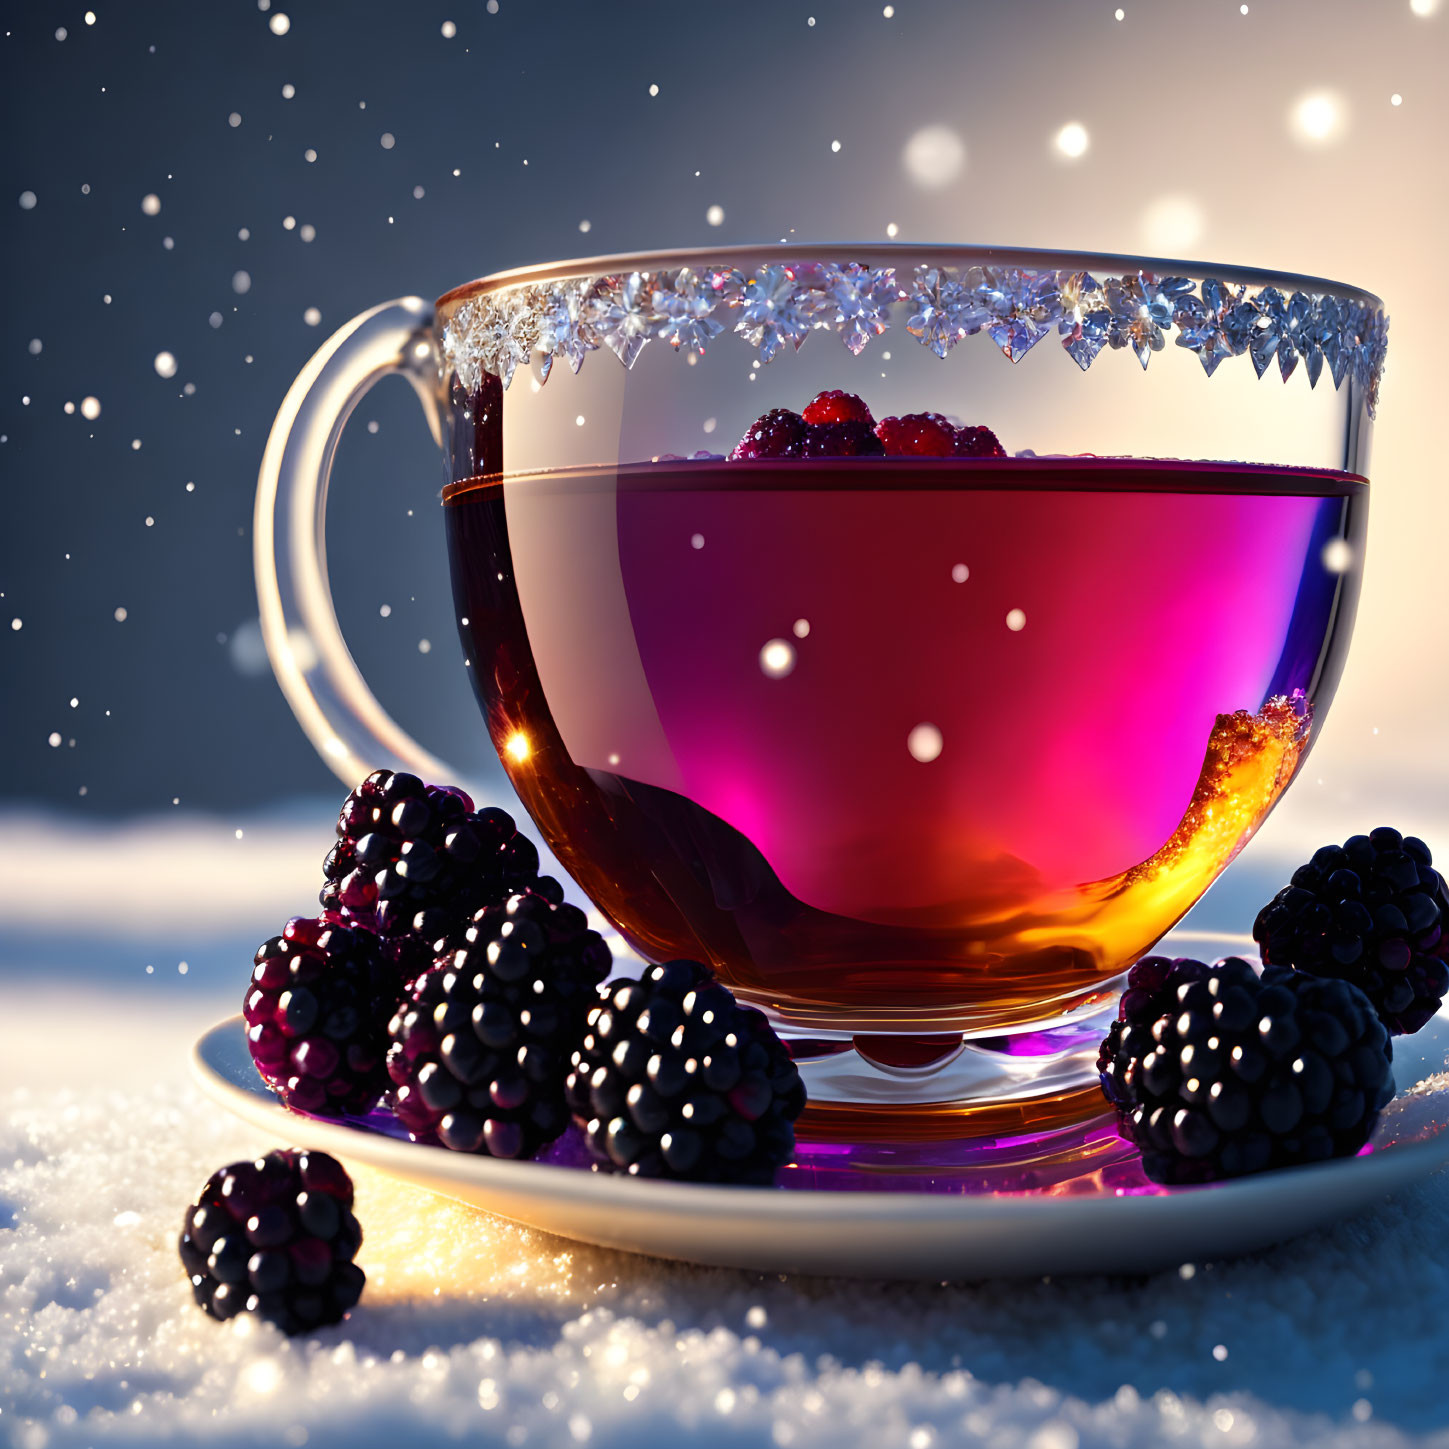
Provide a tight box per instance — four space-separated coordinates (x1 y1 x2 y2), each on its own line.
5 800 1449 1447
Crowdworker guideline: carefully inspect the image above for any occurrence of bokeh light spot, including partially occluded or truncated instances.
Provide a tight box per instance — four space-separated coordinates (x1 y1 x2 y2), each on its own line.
1054 122 1089 159
902 125 966 188
759 639 797 678
1140 194 1204 251
1290 91 1348 146
907 724 944 763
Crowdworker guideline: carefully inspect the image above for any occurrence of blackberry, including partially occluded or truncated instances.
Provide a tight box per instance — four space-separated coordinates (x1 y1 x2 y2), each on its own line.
244 917 391 1115
874 412 958 456
800 420 885 457
386 887 612 1157
320 771 540 943
802 390 874 426
565 959 807 1184
954 424 1006 458
728 408 806 460
1253 827 1449 1034
1098 955 1393 1185
178 1149 364 1334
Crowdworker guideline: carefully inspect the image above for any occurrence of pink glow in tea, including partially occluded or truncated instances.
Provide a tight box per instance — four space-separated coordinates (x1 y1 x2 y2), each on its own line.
447 455 1364 1034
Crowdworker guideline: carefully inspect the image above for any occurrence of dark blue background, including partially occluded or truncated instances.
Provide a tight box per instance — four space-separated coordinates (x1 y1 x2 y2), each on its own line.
8 0 938 812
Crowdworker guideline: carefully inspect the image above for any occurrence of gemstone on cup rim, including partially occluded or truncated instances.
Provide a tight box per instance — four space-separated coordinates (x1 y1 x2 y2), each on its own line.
437 247 1389 418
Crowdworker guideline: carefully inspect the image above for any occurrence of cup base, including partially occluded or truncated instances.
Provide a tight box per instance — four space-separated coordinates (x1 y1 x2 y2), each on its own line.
785 988 1120 1148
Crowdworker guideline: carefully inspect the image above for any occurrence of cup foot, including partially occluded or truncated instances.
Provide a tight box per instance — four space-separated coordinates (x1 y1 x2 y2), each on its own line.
785 992 1119 1148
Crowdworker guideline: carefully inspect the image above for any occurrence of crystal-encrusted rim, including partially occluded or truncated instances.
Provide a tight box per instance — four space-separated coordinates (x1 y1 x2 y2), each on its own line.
438 252 1389 418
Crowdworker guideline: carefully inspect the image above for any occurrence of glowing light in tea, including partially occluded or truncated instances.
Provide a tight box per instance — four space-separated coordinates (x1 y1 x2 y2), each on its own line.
759 639 797 678
505 732 531 763
907 724 944 763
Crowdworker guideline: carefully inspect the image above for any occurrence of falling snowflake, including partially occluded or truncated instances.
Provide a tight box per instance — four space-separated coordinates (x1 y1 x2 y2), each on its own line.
972 266 1062 361
816 263 901 355
906 266 984 359
588 272 660 368
650 268 723 354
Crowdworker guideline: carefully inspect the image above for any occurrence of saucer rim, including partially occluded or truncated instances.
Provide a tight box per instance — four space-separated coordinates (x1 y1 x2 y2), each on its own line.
192 1015 1449 1278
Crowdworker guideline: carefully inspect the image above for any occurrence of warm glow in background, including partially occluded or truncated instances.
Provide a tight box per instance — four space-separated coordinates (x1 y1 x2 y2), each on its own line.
854 4 1446 841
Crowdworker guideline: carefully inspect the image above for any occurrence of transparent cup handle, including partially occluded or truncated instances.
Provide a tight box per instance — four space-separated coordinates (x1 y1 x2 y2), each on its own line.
254 296 458 789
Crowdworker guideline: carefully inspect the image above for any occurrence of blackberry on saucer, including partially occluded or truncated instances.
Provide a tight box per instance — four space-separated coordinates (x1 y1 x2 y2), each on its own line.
565 959 807 1184
1098 954 1393 1185
244 916 391 1115
320 770 540 941
1097 953 1200 1122
1253 827 1449 1034
386 887 612 1157
178 1149 364 1335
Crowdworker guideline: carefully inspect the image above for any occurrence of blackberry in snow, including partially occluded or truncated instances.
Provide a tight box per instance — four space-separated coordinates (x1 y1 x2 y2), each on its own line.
179 1149 364 1334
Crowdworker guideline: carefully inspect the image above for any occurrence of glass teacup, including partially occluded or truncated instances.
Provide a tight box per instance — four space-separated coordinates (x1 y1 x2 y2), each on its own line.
258 246 1385 1137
